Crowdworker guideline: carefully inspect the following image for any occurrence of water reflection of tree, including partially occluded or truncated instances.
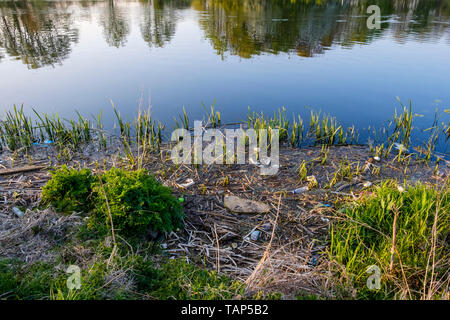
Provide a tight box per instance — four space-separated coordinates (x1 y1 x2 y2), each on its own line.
192 0 450 59
100 0 130 47
139 0 191 48
0 0 449 66
0 0 79 69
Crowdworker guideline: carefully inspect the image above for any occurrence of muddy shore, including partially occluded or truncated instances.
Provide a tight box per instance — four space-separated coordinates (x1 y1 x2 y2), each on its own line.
0 142 448 298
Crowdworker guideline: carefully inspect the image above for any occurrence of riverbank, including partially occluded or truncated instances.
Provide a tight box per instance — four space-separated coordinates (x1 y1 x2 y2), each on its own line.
0 138 448 299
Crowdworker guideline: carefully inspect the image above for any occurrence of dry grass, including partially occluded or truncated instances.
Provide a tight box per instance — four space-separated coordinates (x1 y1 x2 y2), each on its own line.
0 208 82 264
0 139 448 299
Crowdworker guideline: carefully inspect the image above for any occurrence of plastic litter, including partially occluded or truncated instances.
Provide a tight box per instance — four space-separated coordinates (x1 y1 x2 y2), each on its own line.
292 186 309 194
373 156 381 162
12 207 25 218
393 143 409 153
250 230 260 241
363 181 373 188
178 178 194 188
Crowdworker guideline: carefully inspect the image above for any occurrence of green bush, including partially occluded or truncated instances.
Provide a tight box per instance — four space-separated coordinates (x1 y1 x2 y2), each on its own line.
329 181 449 299
41 166 184 238
89 168 184 236
41 165 95 213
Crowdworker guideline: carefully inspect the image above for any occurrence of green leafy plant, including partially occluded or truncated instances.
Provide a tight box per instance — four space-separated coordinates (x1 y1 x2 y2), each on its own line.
41 165 95 213
89 168 184 237
329 181 449 299
41 167 184 238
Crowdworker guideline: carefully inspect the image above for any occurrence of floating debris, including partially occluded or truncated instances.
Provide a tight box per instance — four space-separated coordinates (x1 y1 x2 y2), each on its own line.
363 181 373 188
393 143 409 153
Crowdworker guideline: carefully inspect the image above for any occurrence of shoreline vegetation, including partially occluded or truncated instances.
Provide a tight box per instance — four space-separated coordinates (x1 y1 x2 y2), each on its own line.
0 103 449 300
0 101 448 159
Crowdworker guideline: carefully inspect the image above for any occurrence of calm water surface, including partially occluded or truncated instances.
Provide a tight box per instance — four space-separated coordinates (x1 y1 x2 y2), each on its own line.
0 0 449 153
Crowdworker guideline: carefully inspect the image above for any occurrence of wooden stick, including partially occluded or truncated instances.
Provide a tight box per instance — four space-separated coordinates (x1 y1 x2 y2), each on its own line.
389 207 399 274
245 194 282 288
213 223 220 274
0 165 46 176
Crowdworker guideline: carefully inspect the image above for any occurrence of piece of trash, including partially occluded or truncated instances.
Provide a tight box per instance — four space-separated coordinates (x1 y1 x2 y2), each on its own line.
306 175 318 188
244 236 250 241
397 186 405 193
12 207 25 218
437 171 446 178
177 178 194 188
363 181 373 188
250 230 260 241
44 139 53 144
373 156 381 162
178 197 184 203
262 223 271 231
393 143 409 153
224 195 270 214
314 203 331 209
320 217 330 223
160 243 168 249
292 186 309 194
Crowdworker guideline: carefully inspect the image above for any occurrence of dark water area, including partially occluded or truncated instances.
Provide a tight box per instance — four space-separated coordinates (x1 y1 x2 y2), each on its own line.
0 0 449 155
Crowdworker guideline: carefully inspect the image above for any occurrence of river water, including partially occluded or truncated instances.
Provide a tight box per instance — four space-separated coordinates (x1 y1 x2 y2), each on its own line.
0 0 449 154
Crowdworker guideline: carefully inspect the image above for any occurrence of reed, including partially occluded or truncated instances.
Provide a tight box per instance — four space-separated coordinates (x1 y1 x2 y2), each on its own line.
0 105 34 150
174 106 190 130
290 115 304 147
386 98 413 148
0 103 446 166
309 110 351 146
202 100 221 128
298 160 308 182
328 157 353 187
